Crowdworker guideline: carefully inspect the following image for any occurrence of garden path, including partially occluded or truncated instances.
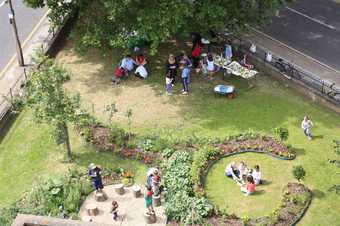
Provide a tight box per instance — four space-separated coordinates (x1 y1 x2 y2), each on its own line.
79 185 166 226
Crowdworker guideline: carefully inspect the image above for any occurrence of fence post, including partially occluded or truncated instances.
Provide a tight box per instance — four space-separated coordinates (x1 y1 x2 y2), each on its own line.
9 88 13 99
23 67 27 81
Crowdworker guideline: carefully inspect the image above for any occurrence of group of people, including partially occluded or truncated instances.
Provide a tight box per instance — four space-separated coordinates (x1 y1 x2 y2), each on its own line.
145 167 162 215
113 53 148 84
225 161 262 196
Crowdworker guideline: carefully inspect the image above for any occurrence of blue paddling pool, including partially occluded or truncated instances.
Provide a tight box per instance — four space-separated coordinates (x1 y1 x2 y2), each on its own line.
214 85 236 98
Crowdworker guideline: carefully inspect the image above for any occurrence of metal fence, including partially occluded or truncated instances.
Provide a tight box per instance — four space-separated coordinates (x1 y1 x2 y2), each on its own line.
231 35 340 105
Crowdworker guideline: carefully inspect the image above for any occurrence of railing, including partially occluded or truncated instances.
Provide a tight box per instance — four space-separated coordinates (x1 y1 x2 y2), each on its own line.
218 33 340 105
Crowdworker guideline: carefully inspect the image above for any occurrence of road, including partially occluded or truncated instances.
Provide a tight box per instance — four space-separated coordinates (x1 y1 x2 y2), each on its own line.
0 0 46 72
261 0 340 71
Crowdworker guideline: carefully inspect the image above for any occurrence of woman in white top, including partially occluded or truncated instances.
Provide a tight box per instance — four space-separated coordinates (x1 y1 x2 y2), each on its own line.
252 165 262 185
301 116 313 140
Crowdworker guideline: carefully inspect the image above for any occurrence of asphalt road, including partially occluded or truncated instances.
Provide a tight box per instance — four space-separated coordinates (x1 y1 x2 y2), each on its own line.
0 0 46 72
262 0 340 71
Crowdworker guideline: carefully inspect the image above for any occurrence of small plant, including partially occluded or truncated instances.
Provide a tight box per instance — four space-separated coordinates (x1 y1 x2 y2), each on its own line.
125 108 133 139
292 165 306 182
104 102 118 123
273 127 289 142
121 178 130 186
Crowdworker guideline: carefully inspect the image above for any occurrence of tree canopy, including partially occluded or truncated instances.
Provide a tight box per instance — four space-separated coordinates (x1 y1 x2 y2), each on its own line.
25 0 286 53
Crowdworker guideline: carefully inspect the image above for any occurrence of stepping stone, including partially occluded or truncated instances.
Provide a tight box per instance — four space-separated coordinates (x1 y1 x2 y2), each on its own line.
153 195 161 207
113 183 125 195
86 203 98 216
132 185 141 198
144 211 156 224
95 191 107 202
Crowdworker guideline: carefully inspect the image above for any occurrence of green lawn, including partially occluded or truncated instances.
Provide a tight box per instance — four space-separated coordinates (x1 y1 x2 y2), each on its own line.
0 110 147 207
205 152 295 218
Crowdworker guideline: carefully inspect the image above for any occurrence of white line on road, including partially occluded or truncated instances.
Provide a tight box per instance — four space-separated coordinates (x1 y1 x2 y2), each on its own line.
286 6 337 30
250 27 340 75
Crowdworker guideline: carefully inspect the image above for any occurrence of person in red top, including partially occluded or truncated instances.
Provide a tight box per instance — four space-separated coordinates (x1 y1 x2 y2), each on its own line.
241 175 256 196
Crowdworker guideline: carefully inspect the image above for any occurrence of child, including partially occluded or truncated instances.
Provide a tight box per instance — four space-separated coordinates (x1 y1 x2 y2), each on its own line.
180 62 190 95
301 116 313 140
144 185 154 215
225 161 239 179
206 54 216 80
111 200 119 221
152 169 161 196
252 165 262 185
165 74 173 95
241 175 256 196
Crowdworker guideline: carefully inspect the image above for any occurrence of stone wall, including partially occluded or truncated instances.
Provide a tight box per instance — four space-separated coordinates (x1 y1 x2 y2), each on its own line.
12 214 112 226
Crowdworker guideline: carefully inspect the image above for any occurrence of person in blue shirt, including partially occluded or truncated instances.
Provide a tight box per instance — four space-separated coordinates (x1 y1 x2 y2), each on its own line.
180 62 190 95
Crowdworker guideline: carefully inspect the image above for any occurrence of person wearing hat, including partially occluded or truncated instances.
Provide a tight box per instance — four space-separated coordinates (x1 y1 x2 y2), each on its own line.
88 163 104 192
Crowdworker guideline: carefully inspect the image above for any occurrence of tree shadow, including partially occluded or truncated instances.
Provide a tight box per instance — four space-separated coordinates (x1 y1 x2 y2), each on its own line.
312 189 325 199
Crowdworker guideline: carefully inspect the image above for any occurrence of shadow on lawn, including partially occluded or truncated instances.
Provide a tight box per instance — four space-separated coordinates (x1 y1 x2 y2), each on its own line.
253 189 266 196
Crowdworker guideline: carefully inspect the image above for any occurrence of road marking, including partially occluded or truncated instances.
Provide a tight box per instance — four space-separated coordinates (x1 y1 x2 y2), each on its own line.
286 6 337 30
0 9 50 79
250 27 340 75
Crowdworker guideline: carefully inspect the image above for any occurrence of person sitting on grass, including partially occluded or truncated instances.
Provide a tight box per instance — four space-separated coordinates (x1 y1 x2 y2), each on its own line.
111 200 119 221
135 54 148 79
241 175 256 196
238 161 248 177
120 54 136 77
144 185 155 215
252 165 262 185
225 161 239 179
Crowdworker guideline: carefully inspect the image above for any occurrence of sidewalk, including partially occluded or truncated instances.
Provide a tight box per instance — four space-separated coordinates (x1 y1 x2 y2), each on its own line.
243 28 340 89
0 10 55 120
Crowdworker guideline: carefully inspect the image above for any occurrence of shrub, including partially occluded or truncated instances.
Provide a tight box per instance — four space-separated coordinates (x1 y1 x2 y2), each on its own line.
164 151 213 224
273 127 289 142
191 146 220 187
162 148 175 159
109 125 126 148
292 165 306 182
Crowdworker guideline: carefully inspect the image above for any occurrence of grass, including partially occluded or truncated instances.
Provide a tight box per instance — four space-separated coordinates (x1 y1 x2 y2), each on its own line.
55 39 340 226
205 152 294 218
0 109 147 207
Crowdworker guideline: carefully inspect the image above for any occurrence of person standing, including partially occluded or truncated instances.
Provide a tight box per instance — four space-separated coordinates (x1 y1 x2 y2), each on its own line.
88 163 104 192
180 62 190 95
144 185 155 215
301 116 313 140
110 200 119 221
166 54 178 85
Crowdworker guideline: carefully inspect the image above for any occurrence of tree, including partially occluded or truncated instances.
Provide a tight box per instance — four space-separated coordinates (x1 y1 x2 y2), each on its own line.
26 54 80 161
292 165 306 182
24 0 287 54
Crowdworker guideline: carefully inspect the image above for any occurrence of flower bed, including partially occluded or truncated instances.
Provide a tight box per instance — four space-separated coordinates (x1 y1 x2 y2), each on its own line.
220 135 295 160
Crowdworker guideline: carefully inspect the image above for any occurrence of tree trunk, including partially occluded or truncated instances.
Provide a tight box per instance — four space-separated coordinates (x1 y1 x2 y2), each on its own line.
63 123 72 161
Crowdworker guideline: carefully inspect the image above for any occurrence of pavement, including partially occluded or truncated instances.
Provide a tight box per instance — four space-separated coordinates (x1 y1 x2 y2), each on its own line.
0 8 52 120
0 0 47 71
261 0 340 72
79 185 166 226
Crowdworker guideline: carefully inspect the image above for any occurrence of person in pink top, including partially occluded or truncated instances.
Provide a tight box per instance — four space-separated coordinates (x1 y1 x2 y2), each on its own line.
241 175 256 196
